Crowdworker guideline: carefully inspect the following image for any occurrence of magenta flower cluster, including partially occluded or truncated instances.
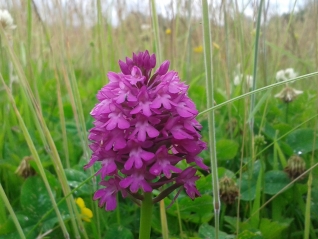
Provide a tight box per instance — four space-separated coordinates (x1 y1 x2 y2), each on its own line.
85 51 208 211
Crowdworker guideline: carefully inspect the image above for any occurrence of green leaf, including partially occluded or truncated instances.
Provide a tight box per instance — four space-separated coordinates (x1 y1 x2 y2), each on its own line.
216 139 239 160
256 119 276 140
64 169 93 196
151 204 179 235
218 168 236 179
20 176 55 220
264 170 290 195
2 188 69 238
259 218 292 239
239 161 261 201
168 195 213 224
0 215 27 236
237 230 263 239
250 160 264 228
240 179 257 201
196 174 212 195
198 223 231 239
224 216 239 232
63 104 73 119
286 128 318 154
104 225 133 239
272 123 292 139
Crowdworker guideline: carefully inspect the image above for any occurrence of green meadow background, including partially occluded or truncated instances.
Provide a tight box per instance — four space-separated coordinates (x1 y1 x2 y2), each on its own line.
1 0 318 238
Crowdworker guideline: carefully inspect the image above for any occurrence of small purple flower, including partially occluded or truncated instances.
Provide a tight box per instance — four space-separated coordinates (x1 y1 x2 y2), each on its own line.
94 178 126 211
86 50 208 211
176 167 201 199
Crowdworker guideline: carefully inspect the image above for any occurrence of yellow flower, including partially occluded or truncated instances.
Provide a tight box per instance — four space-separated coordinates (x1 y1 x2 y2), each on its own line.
165 28 171 35
193 45 203 53
76 198 93 222
212 42 220 50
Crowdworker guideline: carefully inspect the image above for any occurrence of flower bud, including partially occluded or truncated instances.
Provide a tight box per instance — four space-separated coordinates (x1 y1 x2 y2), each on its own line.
219 176 239 205
284 155 306 180
254 134 267 147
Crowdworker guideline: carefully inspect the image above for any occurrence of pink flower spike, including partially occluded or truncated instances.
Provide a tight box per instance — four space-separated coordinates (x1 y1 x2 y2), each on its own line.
86 50 207 210
127 66 146 84
149 146 182 178
119 60 130 75
150 93 172 110
177 167 201 199
124 140 155 170
95 151 118 178
104 110 130 130
94 178 122 211
130 86 152 116
119 170 152 193
130 115 159 142
155 60 170 75
186 155 209 170
174 101 198 118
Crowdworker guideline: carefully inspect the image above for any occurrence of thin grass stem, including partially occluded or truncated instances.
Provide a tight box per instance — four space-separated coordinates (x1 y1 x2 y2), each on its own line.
0 74 69 239
249 0 263 131
0 23 81 239
201 0 220 237
151 0 162 63
0 183 26 239
150 2 168 238
198 71 318 116
304 100 318 239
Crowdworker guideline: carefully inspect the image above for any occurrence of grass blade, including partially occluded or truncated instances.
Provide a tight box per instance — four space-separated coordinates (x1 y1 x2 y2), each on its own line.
201 0 220 237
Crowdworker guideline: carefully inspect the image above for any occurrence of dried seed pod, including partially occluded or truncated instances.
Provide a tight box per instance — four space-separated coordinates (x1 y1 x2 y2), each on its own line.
219 176 239 205
15 156 36 179
284 155 306 180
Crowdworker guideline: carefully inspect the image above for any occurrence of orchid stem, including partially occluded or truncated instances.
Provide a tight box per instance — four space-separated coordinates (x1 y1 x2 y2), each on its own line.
139 192 153 239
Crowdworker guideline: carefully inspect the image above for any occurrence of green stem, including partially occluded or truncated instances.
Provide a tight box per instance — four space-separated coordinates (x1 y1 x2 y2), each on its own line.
116 194 121 225
0 75 69 239
304 116 318 239
220 203 227 231
139 193 153 239
198 71 318 117
159 200 169 239
0 183 26 239
175 198 184 238
249 0 263 131
150 0 162 63
96 0 106 82
285 103 289 123
201 1 220 238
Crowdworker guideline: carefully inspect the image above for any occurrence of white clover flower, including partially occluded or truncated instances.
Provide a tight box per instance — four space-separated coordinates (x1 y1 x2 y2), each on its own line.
275 86 303 103
285 68 298 79
0 9 16 31
234 74 253 88
245 75 253 88
233 74 242 86
276 70 286 81
276 68 298 82
141 24 151 31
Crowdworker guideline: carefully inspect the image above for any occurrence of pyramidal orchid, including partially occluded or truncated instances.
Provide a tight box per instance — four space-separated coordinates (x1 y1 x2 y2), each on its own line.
85 51 208 235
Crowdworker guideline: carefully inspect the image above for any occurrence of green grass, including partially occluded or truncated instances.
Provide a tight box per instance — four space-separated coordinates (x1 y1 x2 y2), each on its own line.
1 1 318 239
